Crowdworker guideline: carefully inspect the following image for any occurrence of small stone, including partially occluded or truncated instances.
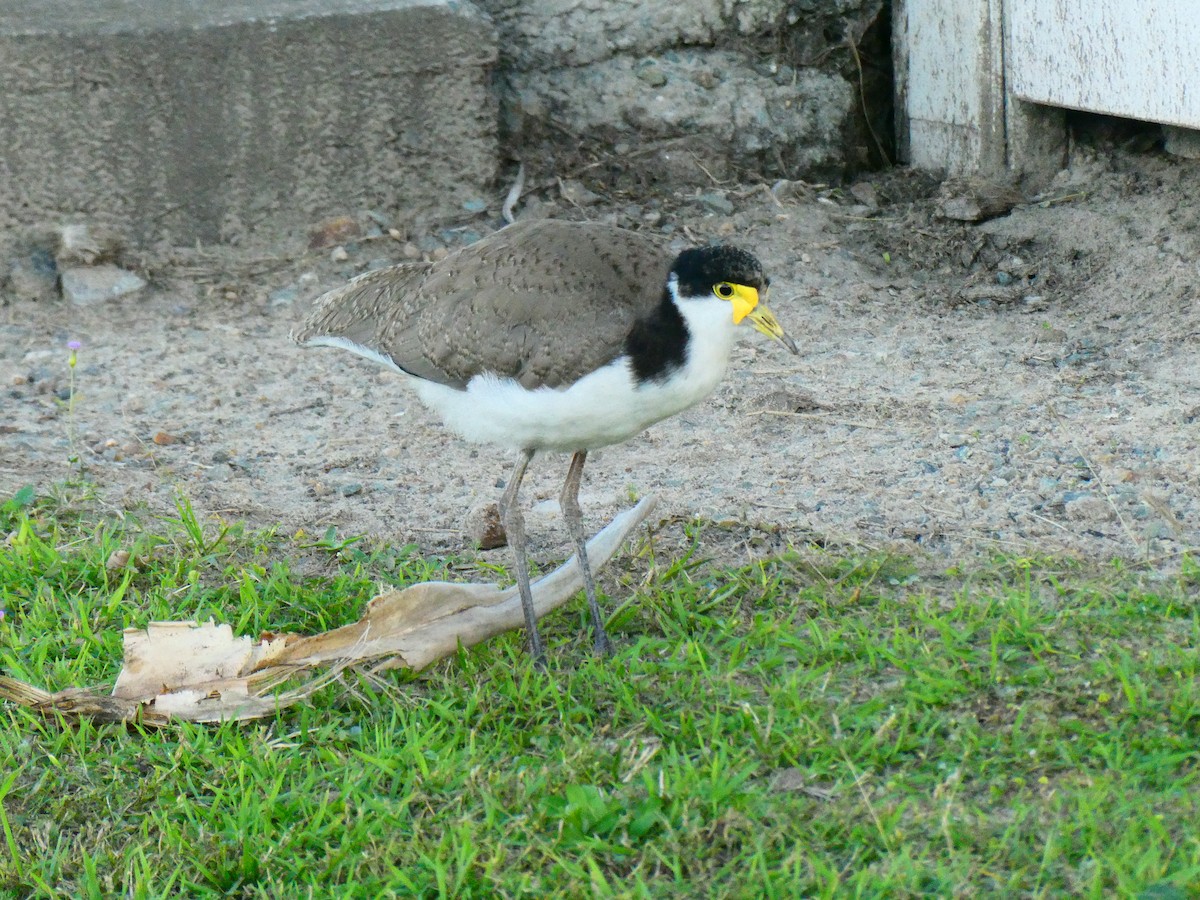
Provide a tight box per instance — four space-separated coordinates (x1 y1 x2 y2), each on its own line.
461 198 487 213
1142 521 1173 540
747 387 826 414
330 246 349 263
431 247 449 261
996 271 1013 286
1063 494 1112 523
943 433 970 448
698 192 734 216
636 64 668 87
465 501 506 550
936 177 1023 222
105 549 132 571
152 431 181 446
402 242 422 260
212 449 231 463
308 216 361 250
558 179 602 206
60 265 147 306
340 483 363 497
269 286 298 307
691 70 718 90
771 180 811 202
849 181 879 208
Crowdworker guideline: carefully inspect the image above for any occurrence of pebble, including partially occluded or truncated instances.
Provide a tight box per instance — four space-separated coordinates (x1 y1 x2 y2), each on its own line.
152 431 181 446
60 265 147 306
308 216 361 250
330 246 349 263
1142 522 1172 540
849 181 879 208
464 500 506 550
461 198 487 213
559 179 602 207
698 192 734 216
269 286 298 307
206 464 233 482
1063 494 1113 523
105 550 132 571
340 483 363 497
636 64 668 87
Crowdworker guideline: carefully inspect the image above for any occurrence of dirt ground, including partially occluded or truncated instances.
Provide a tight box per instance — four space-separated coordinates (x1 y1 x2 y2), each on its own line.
3 143 1199 575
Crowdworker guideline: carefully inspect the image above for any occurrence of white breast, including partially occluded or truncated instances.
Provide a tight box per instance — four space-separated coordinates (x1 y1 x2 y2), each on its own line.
415 296 739 452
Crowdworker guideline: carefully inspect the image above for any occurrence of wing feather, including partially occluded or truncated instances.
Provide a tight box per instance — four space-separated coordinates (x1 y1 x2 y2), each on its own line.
292 220 673 390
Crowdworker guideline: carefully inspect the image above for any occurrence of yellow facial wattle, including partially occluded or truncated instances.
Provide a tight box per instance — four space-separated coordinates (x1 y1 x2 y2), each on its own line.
717 283 759 324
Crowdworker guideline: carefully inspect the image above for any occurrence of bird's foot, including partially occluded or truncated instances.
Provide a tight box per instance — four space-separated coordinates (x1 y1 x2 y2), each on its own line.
526 631 547 669
592 629 614 658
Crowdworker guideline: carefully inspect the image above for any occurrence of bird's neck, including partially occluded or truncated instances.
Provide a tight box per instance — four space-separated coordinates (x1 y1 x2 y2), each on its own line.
624 288 690 383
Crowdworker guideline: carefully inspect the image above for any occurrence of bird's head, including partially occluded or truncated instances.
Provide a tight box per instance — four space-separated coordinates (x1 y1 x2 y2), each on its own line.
671 245 798 354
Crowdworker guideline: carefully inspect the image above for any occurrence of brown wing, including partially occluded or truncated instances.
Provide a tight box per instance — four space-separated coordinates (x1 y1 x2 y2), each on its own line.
293 220 673 390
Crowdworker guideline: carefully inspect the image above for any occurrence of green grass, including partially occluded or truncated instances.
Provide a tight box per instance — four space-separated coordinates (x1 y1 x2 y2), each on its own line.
2 483 1199 897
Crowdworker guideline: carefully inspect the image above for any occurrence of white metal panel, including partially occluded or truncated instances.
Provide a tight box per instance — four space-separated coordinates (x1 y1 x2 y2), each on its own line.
897 0 1005 173
1008 0 1200 129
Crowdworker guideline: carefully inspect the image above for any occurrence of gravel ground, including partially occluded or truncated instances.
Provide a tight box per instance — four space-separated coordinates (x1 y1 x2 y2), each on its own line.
3 145 1199 573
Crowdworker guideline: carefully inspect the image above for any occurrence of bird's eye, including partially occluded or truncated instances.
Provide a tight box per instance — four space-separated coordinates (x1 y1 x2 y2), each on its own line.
714 283 735 299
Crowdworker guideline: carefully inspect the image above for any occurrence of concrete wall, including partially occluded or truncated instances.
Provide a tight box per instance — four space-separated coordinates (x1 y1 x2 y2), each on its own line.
485 0 886 187
0 0 884 259
0 0 498 252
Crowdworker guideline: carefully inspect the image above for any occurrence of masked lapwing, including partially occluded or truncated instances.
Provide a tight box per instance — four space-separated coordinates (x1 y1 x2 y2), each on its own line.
292 218 797 663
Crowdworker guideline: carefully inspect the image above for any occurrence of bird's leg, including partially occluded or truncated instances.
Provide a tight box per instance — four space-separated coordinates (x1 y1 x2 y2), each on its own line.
500 448 544 664
560 450 612 656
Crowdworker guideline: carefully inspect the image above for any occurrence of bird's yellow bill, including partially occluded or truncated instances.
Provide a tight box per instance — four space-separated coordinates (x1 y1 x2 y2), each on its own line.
747 305 799 355
729 284 798 354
